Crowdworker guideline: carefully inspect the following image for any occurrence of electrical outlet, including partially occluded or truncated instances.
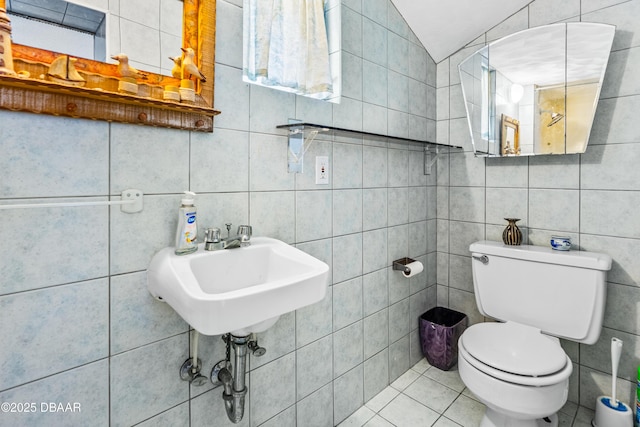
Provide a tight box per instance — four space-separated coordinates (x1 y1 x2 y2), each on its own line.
315 156 329 185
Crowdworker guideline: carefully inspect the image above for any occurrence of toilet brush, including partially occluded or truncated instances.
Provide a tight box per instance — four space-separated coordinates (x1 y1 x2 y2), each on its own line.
592 337 633 427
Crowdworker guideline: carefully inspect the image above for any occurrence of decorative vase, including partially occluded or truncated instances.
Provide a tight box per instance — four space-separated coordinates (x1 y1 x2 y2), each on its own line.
502 218 522 245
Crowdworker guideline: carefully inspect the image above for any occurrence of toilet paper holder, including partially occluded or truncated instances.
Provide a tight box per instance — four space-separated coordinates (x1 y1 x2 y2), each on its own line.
393 257 416 275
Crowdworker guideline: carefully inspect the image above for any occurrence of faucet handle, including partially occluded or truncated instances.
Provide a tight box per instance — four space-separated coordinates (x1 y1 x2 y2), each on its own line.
205 227 221 243
204 228 221 251
237 225 252 238
237 225 252 247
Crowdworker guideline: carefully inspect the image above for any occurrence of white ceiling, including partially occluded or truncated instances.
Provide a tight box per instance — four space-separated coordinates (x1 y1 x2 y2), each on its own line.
390 0 534 63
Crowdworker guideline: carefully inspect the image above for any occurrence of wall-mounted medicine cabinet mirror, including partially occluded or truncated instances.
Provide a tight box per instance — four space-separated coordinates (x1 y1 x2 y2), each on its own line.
459 22 615 157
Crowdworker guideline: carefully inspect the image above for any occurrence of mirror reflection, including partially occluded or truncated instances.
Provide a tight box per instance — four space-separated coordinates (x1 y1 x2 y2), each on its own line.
459 22 615 157
7 0 182 76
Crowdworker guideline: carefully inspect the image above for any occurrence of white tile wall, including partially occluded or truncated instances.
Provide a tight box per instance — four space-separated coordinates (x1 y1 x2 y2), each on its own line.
1 115 109 198
297 384 334 427
0 1 438 426
110 335 188 426
0 360 109 426
437 0 640 413
110 272 188 354
18 0 639 422
0 280 109 389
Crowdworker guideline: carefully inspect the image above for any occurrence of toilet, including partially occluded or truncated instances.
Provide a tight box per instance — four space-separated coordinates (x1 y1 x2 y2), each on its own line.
458 241 612 427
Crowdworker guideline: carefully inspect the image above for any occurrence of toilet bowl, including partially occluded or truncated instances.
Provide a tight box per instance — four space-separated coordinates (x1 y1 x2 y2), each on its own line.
461 241 612 427
458 322 572 426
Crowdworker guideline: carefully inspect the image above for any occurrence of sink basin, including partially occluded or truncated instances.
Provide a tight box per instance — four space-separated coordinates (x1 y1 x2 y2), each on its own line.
147 237 329 336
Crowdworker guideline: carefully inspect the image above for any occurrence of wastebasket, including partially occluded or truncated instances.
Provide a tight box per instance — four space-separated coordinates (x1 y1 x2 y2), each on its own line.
419 307 468 371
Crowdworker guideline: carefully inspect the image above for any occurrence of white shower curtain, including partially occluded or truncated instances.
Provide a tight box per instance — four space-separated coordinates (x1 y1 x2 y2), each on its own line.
243 0 333 99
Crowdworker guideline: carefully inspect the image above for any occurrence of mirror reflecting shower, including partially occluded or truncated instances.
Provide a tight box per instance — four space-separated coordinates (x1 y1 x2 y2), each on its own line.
458 22 615 157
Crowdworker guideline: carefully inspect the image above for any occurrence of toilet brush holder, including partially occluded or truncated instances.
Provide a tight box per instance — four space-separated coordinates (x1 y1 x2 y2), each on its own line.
592 337 633 427
592 397 632 427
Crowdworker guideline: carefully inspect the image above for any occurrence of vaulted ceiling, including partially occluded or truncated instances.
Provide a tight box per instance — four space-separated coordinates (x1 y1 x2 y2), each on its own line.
390 0 534 63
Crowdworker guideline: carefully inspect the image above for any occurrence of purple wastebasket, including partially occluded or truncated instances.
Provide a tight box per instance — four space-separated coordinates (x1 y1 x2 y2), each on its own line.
419 307 468 371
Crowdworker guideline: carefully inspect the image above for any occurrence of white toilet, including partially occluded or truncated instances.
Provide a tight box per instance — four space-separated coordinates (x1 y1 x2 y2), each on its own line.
458 240 612 427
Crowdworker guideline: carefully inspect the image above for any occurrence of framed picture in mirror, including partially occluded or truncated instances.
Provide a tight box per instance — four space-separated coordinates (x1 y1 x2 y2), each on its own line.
501 114 520 156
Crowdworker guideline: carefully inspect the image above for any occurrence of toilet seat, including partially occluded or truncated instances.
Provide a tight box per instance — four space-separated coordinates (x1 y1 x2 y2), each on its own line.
459 321 573 387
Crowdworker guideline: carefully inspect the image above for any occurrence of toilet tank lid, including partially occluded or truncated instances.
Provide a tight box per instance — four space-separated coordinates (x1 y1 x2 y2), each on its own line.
469 240 612 271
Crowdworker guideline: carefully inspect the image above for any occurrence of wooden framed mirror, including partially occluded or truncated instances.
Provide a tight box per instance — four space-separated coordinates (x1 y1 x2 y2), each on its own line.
0 0 219 131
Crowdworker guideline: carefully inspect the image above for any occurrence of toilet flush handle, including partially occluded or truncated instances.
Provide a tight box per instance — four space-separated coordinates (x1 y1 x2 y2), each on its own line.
472 255 489 265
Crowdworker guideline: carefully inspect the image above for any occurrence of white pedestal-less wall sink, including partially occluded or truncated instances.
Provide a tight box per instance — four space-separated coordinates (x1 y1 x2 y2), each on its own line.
147 237 330 336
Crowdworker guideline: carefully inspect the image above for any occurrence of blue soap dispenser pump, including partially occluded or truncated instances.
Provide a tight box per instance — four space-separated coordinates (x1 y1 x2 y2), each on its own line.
175 191 198 255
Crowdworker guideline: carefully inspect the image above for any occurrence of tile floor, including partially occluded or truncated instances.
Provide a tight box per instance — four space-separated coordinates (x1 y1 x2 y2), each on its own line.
338 359 596 427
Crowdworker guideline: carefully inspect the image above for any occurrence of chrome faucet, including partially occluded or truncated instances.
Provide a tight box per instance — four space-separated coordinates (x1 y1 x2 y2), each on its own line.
204 225 252 250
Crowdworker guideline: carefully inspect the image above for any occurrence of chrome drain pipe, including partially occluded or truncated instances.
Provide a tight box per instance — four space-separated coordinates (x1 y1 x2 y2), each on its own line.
220 335 248 424
211 334 251 424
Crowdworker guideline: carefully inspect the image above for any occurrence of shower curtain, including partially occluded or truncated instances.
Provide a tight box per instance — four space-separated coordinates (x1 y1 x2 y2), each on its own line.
243 0 333 99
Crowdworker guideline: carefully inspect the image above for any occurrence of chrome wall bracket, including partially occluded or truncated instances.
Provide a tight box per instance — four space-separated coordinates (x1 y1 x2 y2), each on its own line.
424 146 439 175
286 119 328 173
287 122 305 173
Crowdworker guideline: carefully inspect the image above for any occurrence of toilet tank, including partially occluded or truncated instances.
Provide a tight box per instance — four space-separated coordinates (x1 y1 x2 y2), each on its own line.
469 240 612 344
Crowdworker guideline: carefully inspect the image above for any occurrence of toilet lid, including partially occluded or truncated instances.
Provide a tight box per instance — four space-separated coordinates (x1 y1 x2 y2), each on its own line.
460 321 567 377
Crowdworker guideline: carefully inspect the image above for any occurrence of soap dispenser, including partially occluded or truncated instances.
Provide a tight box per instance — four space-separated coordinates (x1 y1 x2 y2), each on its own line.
175 191 198 255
